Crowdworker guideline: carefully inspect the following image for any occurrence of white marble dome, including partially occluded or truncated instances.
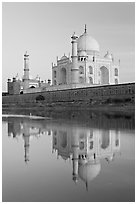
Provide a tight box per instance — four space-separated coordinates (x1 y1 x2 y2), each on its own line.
77 32 100 54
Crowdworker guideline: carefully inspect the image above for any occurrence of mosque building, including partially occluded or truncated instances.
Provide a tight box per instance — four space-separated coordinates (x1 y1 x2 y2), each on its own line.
7 51 51 95
7 25 120 95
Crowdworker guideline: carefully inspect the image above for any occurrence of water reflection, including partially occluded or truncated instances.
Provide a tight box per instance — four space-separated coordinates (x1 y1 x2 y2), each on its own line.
5 116 121 189
52 127 120 190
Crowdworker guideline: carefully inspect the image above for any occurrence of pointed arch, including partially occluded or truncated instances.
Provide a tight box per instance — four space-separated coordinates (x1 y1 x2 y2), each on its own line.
115 68 118 76
100 66 109 85
89 77 93 84
115 78 118 84
89 66 93 74
60 68 67 84
79 66 84 74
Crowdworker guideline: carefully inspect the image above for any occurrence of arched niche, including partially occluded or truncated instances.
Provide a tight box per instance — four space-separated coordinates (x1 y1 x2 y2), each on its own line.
60 131 67 148
115 68 118 76
79 66 84 74
89 66 93 74
101 130 110 149
60 68 67 84
30 85 36 88
89 77 93 84
100 66 109 85
115 78 118 84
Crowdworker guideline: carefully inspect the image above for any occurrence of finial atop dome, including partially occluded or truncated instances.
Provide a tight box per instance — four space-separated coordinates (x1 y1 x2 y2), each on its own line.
85 24 87 33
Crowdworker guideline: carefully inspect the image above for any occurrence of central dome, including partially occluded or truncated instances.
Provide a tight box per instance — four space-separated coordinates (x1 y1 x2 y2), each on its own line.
77 30 100 55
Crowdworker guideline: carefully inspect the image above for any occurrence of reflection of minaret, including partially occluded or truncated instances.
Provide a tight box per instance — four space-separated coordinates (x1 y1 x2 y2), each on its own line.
22 123 30 163
71 129 79 183
23 133 30 163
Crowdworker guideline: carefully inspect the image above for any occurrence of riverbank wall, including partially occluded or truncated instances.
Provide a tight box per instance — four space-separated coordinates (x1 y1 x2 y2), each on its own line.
2 83 135 112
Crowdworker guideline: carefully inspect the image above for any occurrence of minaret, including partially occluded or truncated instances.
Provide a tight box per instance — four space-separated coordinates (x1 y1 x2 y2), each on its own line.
71 32 79 84
23 51 29 80
23 51 29 89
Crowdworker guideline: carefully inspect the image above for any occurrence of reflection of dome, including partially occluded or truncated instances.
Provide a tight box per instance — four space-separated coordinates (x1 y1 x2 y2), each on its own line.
77 31 100 54
61 155 69 160
104 51 112 60
78 162 101 183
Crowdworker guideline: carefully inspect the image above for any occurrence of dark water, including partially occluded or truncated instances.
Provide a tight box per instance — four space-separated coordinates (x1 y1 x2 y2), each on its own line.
2 111 135 202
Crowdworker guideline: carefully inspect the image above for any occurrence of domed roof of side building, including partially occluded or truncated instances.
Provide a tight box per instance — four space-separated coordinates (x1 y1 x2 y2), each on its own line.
61 55 68 60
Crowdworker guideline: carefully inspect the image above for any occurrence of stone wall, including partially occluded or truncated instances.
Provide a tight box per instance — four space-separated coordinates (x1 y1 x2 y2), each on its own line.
2 83 135 106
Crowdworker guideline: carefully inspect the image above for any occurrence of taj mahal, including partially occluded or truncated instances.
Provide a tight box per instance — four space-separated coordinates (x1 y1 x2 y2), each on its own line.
52 25 119 87
7 25 120 94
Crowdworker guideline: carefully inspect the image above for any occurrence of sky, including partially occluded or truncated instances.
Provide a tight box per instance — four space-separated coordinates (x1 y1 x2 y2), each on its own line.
2 2 135 92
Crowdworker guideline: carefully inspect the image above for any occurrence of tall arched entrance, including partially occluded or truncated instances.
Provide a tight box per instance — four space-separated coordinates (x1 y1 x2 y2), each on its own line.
101 130 110 149
100 66 109 85
60 131 67 148
60 68 67 84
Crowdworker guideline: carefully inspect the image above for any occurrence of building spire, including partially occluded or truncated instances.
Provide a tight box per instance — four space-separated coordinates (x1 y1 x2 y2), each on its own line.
85 24 87 33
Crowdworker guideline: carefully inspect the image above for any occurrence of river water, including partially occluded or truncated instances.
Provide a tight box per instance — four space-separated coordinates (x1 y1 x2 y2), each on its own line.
2 110 135 202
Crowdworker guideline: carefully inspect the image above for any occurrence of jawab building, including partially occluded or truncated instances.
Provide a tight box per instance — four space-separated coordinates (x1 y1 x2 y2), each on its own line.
52 25 119 89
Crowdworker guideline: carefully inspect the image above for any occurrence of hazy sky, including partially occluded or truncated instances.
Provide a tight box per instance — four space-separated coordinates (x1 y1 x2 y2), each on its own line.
2 2 135 91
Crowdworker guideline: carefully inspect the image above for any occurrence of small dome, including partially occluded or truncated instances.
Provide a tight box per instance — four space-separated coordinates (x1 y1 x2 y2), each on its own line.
78 162 101 183
104 51 113 60
79 51 87 57
77 31 100 54
61 55 67 60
